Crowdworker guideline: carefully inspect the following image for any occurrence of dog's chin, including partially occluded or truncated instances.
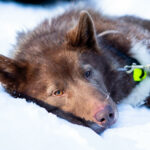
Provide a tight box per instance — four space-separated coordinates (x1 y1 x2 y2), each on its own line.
86 122 106 134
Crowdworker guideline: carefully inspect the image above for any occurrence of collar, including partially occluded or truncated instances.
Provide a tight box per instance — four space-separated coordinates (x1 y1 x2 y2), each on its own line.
97 32 140 66
97 32 149 82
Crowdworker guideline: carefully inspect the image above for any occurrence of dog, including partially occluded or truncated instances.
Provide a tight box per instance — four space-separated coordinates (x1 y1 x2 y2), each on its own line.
0 8 150 134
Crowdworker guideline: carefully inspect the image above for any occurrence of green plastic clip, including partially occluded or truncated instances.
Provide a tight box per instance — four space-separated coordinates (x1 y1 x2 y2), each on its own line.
133 68 147 82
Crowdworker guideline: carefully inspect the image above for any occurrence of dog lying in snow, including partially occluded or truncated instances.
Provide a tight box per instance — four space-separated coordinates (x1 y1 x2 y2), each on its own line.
0 8 150 134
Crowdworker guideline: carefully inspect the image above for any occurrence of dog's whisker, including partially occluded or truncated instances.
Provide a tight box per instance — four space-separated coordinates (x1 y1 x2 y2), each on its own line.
106 93 110 100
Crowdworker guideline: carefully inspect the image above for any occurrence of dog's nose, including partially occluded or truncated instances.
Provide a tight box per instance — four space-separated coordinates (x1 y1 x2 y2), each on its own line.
95 105 116 128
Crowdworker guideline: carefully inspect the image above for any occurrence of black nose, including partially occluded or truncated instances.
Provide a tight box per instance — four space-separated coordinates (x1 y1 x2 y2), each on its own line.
95 105 115 128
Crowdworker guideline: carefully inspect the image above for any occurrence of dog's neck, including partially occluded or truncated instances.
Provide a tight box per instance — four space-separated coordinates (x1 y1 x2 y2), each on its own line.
98 33 150 106
97 36 137 104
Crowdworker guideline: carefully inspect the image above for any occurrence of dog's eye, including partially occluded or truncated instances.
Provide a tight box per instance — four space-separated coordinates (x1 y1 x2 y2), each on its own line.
53 90 64 96
84 70 92 78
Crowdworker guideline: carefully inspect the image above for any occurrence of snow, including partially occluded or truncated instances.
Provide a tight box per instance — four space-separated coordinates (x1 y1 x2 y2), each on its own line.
93 0 150 19
0 1 150 150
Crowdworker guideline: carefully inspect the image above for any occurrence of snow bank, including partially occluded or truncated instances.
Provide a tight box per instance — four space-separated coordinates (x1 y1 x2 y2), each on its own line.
0 1 150 150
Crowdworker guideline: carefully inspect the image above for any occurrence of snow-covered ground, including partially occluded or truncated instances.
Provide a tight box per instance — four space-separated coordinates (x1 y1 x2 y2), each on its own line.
0 1 150 150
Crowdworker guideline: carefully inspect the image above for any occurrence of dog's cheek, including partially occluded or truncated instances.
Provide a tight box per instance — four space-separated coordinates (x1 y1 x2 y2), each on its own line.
45 96 67 108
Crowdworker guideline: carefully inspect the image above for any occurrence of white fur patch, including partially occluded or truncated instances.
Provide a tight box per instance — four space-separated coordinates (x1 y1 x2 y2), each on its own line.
122 78 150 106
122 41 150 106
130 41 150 65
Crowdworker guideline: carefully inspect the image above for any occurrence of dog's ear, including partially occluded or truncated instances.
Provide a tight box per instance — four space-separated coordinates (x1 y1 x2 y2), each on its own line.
0 54 27 90
67 11 98 48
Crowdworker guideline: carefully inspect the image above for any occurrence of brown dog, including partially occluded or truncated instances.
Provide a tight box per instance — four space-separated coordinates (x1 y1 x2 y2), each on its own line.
0 8 150 134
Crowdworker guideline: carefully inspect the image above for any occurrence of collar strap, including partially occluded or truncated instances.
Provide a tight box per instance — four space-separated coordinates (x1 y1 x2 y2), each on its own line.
118 63 150 73
97 30 147 82
97 33 139 66
118 63 150 82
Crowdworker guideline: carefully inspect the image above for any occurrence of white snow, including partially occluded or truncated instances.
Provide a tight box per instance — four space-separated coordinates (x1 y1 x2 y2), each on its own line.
0 1 150 150
93 0 150 19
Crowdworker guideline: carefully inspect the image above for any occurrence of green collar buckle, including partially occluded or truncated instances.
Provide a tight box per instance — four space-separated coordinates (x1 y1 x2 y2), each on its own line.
133 68 147 82
118 63 150 82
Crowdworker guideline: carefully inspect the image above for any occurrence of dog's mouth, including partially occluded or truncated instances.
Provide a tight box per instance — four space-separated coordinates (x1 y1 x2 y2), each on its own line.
86 122 106 134
87 117 117 134
11 91 117 134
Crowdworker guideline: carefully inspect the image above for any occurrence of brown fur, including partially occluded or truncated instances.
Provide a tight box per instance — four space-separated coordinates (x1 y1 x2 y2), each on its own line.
0 8 150 133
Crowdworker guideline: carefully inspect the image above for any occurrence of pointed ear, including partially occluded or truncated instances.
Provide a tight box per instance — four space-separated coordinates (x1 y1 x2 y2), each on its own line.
67 11 98 48
0 54 27 90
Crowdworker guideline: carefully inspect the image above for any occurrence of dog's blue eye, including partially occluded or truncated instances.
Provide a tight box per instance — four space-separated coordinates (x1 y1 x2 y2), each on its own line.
85 70 92 78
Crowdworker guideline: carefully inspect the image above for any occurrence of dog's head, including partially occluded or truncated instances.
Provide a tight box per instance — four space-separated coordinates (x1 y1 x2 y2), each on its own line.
0 11 118 134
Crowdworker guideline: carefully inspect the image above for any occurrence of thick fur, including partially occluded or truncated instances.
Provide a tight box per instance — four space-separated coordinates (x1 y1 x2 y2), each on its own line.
0 8 150 134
